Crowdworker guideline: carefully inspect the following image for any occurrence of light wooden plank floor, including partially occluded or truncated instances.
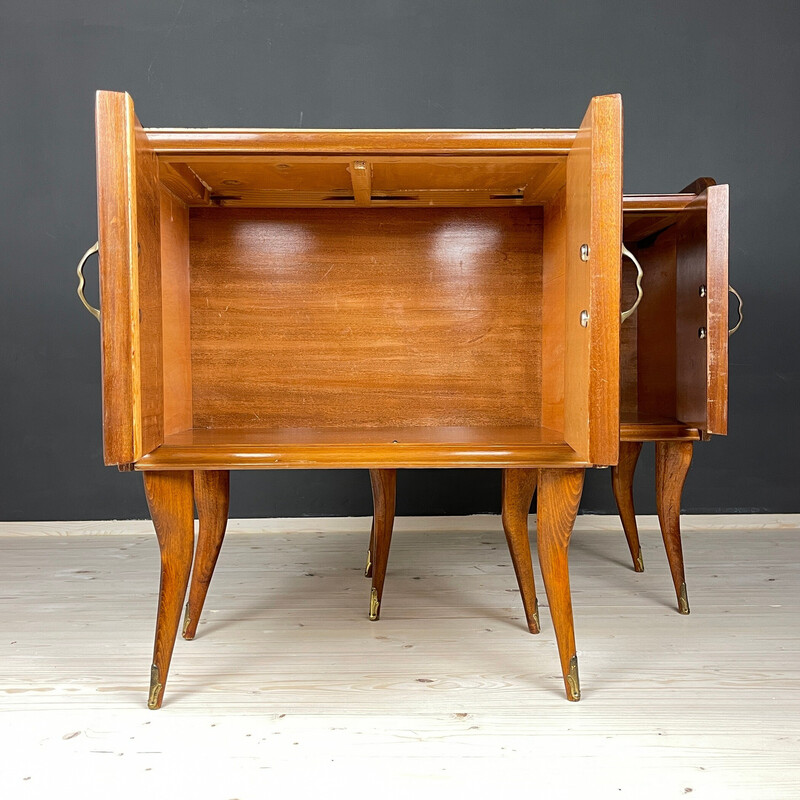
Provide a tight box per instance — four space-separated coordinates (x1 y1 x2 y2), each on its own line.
1 519 798 798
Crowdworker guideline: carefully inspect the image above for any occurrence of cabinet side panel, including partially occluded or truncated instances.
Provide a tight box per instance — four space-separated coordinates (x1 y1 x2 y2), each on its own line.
160 187 192 435
96 92 135 464
676 186 728 434
587 95 622 464
134 122 164 455
563 121 591 457
95 91 163 463
541 187 566 432
564 95 622 464
704 184 729 435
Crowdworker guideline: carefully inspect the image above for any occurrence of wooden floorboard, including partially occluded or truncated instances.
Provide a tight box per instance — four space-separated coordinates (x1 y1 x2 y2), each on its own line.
1 520 798 798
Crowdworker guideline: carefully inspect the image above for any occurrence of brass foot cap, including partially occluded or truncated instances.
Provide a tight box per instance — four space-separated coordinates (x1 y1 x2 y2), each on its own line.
565 655 581 701
147 664 163 710
678 582 690 615
529 598 541 634
181 602 194 640
369 587 380 621
634 551 645 572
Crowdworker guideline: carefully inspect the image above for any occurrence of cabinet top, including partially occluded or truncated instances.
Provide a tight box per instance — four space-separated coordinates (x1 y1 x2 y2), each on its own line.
145 128 579 156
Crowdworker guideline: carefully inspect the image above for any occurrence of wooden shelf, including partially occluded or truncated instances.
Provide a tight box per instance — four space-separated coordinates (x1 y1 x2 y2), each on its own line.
134 426 587 470
620 414 701 442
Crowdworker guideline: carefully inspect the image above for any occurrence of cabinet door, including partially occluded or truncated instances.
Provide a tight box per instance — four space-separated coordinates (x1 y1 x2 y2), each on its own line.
563 94 623 464
95 91 164 465
676 184 729 435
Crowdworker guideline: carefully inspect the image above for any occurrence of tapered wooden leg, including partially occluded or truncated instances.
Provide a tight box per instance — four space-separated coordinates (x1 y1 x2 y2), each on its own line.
142 471 194 710
501 468 540 634
655 441 693 614
536 468 585 701
611 441 645 572
368 469 396 621
182 470 230 640
365 519 374 578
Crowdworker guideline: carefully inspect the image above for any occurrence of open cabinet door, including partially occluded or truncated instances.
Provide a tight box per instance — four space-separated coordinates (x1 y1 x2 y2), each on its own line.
563 94 623 464
676 184 729 435
96 91 164 465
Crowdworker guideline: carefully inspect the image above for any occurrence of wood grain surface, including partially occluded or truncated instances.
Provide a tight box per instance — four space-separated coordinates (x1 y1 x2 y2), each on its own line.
95 90 164 464
611 441 645 573
676 185 729 434
536 468 585 701
141 470 194 709
134 426 586 470
655 441 693 614
563 95 622 465
189 207 543 431
501 469 541 634
368 469 397 622
182 470 230 641
148 128 578 155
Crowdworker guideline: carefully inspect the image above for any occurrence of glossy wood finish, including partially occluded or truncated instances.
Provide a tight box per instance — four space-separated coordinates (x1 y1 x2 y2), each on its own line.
500 469 540 634
676 185 729 435
148 129 579 156
368 469 396 621
182 470 230 641
563 94 622 465
541 187 567 433
621 181 729 438
536 468 585 701
611 442 645 572
95 91 164 464
159 160 209 205
90 92 683 706
619 418 701 442
159 187 192 435
135 426 586 470
141 470 194 709
656 441 693 614
189 207 543 431
161 155 569 208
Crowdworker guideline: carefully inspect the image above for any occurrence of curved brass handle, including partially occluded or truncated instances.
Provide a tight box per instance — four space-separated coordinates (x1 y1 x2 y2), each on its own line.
621 244 643 323
729 286 743 336
76 241 100 321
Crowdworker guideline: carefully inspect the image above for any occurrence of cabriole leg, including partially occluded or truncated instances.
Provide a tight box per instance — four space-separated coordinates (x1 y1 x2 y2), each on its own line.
142 470 194 710
182 470 230 640
368 469 396 621
655 441 693 614
611 441 645 572
536 468 585 701
501 468 541 634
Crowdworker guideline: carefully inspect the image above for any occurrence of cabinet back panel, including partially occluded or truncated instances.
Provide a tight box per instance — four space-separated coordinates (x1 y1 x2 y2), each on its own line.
189 207 543 429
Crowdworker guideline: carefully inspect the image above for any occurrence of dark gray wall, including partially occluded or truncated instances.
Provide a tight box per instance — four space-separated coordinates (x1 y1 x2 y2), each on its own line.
1 0 797 520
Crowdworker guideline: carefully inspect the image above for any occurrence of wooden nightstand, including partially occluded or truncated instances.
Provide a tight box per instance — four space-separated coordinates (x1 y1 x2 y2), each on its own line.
81 90 627 705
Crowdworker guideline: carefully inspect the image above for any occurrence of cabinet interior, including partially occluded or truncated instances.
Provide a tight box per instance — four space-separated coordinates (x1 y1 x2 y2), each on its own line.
156 153 586 465
620 188 726 438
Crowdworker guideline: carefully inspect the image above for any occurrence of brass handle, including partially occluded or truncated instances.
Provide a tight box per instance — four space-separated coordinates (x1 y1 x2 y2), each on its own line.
620 244 643 323
729 286 743 336
76 241 100 321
